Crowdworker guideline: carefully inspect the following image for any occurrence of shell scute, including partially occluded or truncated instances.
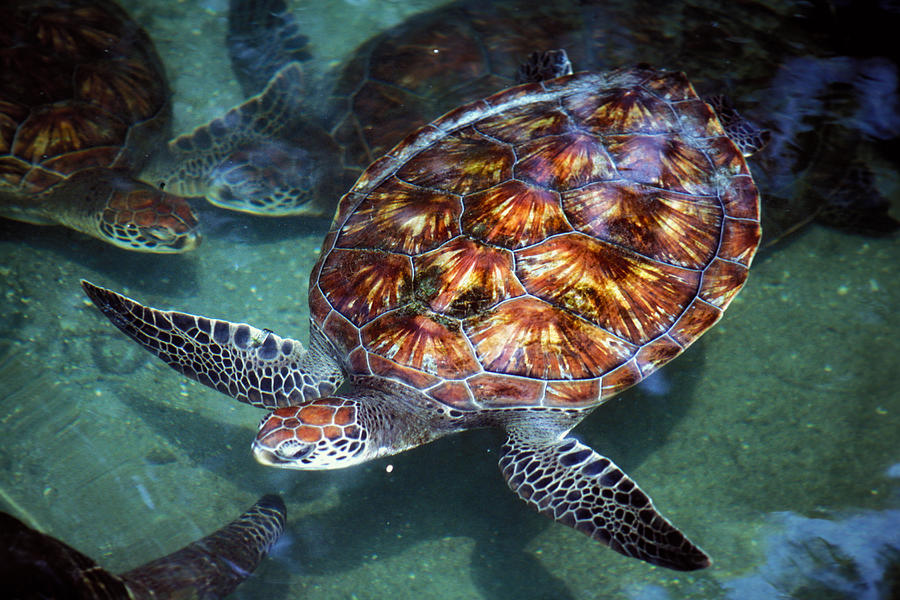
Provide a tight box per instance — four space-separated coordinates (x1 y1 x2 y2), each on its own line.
12 102 126 165
413 237 524 317
673 98 727 139
367 352 441 390
319 249 412 326
669 299 722 346
700 259 749 308
75 59 166 123
605 134 714 195
361 313 480 379
323 311 362 357
719 217 762 266
600 360 642 400
464 297 636 380
515 234 701 345
721 175 759 220
564 87 679 134
427 381 478 411
641 70 696 102
475 101 574 144
634 336 683 378
337 177 461 254
561 181 722 269
545 379 601 408
515 132 617 191
468 373 544 407
396 127 513 195
461 179 569 249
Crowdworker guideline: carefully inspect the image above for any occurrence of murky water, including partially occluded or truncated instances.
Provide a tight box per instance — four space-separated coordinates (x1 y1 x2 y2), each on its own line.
1 1 898 598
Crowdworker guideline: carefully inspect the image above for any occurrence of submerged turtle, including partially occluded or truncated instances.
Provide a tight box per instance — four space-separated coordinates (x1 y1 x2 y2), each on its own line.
83 58 764 570
0 494 285 598
229 0 897 241
0 0 333 252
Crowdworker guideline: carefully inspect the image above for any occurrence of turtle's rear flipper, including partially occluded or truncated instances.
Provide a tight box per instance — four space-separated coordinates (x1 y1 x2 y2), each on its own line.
80 280 343 409
121 494 286 598
706 95 770 157
499 432 710 571
515 49 573 84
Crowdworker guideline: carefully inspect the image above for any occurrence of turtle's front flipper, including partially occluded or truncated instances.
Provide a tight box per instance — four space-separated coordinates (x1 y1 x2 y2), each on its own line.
227 0 311 96
499 431 710 571
120 494 286 598
164 63 342 217
81 281 343 409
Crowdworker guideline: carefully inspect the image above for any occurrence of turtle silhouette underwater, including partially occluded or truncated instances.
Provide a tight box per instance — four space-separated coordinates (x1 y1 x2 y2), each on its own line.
228 0 898 243
82 58 765 570
0 0 333 253
0 494 285 599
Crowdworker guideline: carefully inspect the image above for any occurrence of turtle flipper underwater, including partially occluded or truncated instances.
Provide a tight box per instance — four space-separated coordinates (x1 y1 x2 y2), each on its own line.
0 494 286 599
81 55 772 570
0 0 334 254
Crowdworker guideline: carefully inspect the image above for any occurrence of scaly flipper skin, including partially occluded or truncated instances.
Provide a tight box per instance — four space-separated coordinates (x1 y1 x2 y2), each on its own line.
167 63 341 217
227 0 311 96
499 431 710 571
121 494 286 598
0 495 286 599
81 280 342 408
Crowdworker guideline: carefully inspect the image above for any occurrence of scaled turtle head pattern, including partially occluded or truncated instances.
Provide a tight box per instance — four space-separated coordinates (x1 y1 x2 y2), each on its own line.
83 63 761 572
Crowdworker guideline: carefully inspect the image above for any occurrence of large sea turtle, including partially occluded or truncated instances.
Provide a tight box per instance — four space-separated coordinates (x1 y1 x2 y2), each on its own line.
0 494 285 598
228 0 897 241
82 58 764 570
0 0 333 252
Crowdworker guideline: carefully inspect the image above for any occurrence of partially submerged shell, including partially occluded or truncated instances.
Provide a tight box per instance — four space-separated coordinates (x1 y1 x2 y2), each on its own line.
0 0 169 197
311 66 761 412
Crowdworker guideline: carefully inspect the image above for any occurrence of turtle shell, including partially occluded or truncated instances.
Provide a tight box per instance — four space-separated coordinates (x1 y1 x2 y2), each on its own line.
310 65 761 412
324 1 601 173
0 0 169 197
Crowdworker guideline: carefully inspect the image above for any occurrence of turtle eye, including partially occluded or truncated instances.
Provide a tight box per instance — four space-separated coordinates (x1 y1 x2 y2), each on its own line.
277 440 314 461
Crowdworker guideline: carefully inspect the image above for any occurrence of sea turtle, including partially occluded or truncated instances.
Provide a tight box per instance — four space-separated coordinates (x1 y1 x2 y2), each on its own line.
228 0 897 241
82 58 764 570
0 494 285 598
0 0 333 252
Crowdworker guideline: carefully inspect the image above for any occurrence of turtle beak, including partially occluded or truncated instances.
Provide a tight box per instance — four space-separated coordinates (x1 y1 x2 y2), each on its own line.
252 447 285 466
252 440 314 468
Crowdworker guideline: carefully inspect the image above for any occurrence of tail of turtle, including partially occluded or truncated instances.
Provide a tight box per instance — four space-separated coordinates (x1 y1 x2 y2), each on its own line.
499 430 710 571
120 494 287 599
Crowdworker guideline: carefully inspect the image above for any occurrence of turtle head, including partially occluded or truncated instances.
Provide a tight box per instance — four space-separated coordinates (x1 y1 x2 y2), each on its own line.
96 185 202 253
50 169 201 253
252 397 375 470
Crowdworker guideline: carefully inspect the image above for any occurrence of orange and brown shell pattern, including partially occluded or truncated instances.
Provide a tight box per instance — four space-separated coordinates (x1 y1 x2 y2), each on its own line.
311 65 761 413
0 0 167 193
0 0 199 252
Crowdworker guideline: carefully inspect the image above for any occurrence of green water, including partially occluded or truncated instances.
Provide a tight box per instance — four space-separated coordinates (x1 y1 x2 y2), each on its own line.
1 1 898 598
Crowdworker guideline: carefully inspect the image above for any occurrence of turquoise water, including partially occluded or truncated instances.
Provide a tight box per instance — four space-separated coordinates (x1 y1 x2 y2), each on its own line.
1 1 898 598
